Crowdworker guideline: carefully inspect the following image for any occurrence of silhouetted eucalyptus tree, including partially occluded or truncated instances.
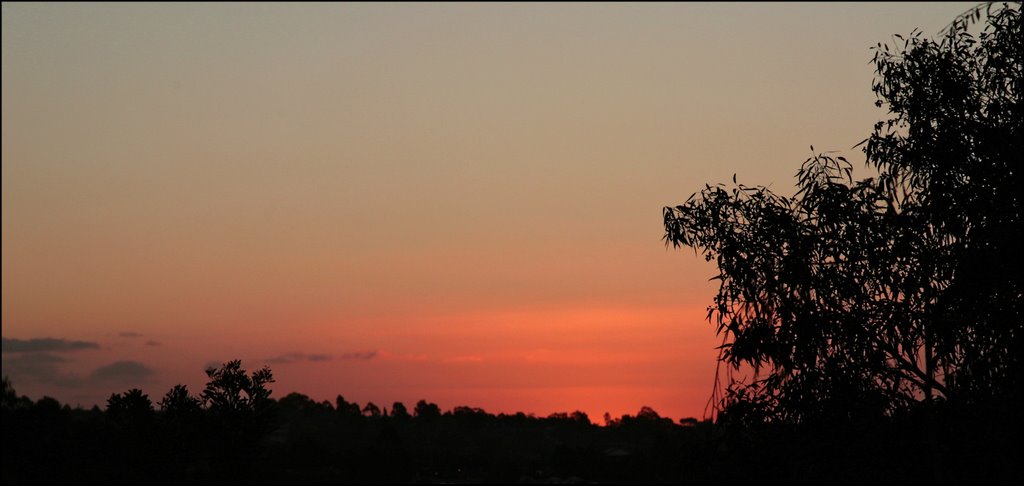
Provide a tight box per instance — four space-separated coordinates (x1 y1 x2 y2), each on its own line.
106 388 154 423
414 399 441 420
391 401 411 420
201 360 275 415
159 384 202 419
1 376 17 410
335 394 362 417
363 401 382 417
664 4 1021 423
200 360 276 479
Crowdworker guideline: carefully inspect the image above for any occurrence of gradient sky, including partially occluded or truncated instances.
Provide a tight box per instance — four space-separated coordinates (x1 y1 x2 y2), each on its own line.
2 2 975 421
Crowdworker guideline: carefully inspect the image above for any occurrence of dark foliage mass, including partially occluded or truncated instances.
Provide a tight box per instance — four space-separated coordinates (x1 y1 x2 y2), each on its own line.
3 4 1021 485
2 369 716 484
659 3 1021 482
655 2 1024 482
665 4 1021 426
3 364 1019 484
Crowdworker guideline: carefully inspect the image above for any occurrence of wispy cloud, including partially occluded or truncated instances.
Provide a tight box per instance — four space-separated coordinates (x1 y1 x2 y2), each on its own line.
2 337 100 353
144 340 161 347
376 351 430 361
89 361 155 384
265 352 334 365
3 355 156 388
263 350 377 365
339 350 377 360
118 331 143 338
1 352 76 386
1 336 155 389
445 355 485 363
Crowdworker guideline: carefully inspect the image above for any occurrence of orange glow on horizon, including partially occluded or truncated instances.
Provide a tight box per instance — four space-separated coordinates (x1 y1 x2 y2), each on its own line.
2 2 975 424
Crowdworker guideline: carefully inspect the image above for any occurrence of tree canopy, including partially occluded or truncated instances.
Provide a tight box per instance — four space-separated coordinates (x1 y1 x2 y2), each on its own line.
664 3 1021 424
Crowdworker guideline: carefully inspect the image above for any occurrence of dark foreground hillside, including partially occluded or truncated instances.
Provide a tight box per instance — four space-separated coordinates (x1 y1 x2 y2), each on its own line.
3 383 1020 483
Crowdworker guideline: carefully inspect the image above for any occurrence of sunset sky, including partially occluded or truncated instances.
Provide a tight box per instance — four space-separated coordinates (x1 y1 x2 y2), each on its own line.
2 3 974 421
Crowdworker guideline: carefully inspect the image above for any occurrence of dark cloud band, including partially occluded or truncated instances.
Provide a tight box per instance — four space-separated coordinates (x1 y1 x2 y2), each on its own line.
2 337 100 353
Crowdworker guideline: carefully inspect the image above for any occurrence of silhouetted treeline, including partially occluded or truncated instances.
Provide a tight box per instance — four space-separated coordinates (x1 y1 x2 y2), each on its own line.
2 363 1020 484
